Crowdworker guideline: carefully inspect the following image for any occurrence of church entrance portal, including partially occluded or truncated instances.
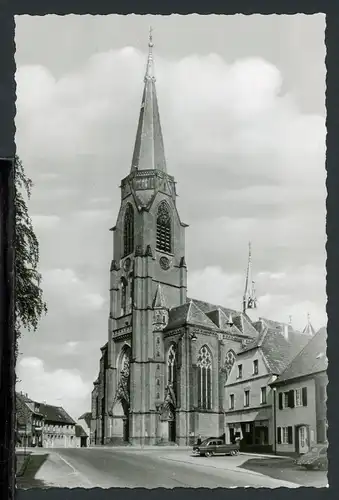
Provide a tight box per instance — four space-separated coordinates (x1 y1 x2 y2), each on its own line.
168 419 176 442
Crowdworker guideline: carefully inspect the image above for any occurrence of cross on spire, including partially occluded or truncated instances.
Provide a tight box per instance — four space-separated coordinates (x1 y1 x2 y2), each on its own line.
145 26 155 82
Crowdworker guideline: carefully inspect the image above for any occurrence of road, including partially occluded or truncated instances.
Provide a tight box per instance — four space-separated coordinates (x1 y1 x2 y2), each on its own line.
32 447 301 489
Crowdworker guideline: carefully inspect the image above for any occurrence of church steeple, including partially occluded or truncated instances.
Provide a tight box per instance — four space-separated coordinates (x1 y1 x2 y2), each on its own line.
130 27 167 173
243 242 257 314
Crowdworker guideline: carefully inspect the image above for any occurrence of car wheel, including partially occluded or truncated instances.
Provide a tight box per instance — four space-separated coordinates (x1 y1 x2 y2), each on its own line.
305 464 314 470
230 450 235 456
205 451 213 457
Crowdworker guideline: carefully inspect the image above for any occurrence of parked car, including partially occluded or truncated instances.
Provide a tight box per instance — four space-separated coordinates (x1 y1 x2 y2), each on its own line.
192 438 240 457
295 444 328 471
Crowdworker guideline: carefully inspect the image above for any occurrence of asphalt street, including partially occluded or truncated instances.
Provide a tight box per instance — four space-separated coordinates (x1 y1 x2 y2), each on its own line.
32 447 301 489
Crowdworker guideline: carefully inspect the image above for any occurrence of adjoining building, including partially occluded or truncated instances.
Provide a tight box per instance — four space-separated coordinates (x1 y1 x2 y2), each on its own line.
270 327 327 456
224 322 310 453
77 412 91 447
16 392 44 447
16 392 77 448
91 31 323 446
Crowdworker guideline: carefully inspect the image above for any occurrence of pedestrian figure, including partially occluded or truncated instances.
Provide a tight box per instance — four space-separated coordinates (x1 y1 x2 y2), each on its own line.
197 435 202 445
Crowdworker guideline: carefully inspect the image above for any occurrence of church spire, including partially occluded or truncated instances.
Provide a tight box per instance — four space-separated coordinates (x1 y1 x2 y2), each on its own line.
130 27 167 173
243 242 257 314
302 312 316 336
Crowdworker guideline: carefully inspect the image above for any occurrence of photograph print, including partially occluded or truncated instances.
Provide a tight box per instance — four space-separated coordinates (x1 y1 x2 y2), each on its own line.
14 14 327 489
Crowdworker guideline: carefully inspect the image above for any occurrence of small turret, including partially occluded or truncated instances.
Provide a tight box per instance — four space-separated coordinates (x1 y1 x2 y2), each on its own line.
153 282 168 330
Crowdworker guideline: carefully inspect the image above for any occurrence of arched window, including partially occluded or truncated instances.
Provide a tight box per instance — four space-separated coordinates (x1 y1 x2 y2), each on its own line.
197 346 212 410
124 204 134 256
167 343 177 396
121 277 128 316
224 349 236 381
156 201 172 253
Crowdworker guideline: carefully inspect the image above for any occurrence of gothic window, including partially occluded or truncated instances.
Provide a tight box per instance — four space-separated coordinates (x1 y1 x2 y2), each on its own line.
167 344 177 395
197 345 212 410
124 204 134 256
224 349 236 381
156 201 172 253
121 277 128 316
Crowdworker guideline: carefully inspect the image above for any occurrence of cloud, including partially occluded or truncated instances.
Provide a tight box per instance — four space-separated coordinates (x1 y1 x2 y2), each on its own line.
31 214 60 230
43 268 106 314
17 356 92 418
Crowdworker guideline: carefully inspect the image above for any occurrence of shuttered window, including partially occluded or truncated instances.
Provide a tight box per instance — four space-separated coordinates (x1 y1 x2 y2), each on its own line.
302 387 308 406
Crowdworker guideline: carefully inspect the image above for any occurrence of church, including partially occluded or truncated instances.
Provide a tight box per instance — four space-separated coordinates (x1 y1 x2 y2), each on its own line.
90 32 312 446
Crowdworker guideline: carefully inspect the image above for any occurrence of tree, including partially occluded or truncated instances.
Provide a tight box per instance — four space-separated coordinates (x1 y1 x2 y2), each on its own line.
15 155 47 356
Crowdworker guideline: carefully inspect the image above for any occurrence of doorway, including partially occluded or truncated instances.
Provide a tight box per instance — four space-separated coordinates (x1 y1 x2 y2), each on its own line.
168 419 176 443
123 416 130 442
298 425 309 454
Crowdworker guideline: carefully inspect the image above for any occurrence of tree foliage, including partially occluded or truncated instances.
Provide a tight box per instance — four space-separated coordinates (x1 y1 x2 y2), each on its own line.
15 156 47 352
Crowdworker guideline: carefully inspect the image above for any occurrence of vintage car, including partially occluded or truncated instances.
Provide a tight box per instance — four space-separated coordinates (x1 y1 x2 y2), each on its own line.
295 444 328 471
192 438 240 457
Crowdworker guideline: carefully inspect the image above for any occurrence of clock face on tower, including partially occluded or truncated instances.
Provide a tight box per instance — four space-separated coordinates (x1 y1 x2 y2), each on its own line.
159 256 170 270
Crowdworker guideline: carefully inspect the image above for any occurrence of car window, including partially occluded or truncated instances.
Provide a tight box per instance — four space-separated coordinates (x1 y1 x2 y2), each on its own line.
216 440 223 445
209 441 215 446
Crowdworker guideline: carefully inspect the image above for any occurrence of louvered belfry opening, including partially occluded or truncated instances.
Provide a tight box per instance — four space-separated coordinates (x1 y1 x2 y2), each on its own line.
124 203 134 256
156 201 171 253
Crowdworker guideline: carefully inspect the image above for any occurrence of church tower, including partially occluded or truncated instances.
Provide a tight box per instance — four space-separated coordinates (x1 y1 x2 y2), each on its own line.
105 29 188 445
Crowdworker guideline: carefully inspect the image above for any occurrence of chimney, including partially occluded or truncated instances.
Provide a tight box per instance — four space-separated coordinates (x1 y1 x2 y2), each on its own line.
282 324 289 340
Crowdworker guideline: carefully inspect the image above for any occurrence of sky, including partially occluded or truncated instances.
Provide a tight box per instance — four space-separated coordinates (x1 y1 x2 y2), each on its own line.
14 14 326 419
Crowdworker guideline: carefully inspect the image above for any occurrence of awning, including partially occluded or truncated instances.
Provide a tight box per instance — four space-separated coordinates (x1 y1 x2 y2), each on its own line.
225 408 271 424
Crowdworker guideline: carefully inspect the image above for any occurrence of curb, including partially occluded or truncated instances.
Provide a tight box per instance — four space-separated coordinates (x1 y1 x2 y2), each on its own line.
239 453 291 460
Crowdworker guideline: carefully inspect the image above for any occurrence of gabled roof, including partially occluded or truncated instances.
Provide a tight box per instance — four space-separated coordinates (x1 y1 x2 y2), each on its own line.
206 308 243 336
240 327 309 375
39 403 75 425
79 412 92 428
271 327 327 385
187 298 258 338
16 393 76 425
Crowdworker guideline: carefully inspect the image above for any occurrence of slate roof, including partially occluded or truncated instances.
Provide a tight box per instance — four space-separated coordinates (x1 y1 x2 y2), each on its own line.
75 424 88 438
16 393 76 425
39 403 75 425
187 298 258 338
271 327 327 385
240 326 309 375
165 300 217 331
302 321 316 336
